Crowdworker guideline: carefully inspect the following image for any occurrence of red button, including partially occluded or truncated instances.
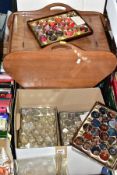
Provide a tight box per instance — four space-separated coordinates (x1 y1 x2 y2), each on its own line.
99 150 110 161
83 132 93 140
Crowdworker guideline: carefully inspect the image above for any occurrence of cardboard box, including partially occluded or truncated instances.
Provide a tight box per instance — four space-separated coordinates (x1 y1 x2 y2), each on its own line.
16 146 103 175
14 88 104 174
3 42 117 174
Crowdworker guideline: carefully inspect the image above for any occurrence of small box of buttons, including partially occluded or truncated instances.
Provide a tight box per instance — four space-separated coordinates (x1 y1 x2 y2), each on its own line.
58 111 85 146
72 102 117 169
17 106 59 148
27 10 93 47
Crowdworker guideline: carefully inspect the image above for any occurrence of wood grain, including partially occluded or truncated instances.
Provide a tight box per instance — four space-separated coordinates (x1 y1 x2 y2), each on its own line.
3 43 116 88
7 3 109 53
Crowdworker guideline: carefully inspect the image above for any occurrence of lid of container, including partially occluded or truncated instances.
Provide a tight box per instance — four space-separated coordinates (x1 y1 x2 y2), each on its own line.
3 42 117 88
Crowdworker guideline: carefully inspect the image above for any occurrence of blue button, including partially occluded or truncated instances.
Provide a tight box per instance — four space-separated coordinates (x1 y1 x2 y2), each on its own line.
101 167 113 175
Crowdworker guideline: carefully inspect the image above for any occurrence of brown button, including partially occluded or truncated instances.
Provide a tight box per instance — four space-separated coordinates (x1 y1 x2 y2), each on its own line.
99 132 109 141
83 123 92 132
73 136 84 145
83 141 91 150
100 124 108 132
99 150 110 161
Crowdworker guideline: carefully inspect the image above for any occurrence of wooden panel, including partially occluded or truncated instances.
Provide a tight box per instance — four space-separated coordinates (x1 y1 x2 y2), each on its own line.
3 43 116 88
7 3 109 53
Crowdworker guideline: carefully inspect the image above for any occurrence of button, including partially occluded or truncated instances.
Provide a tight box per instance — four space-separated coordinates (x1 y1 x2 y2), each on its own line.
49 34 58 41
56 30 64 37
108 137 116 145
99 150 110 161
83 132 93 140
91 118 101 127
108 146 117 155
46 30 54 36
109 119 117 128
92 136 100 145
91 127 99 136
99 132 109 141
107 111 116 119
102 116 110 123
99 107 107 114
100 124 108 132
101 167 110 175
83 123 92 132
108 128 116 137
91 111 100 118
83 141 91 150
73 136 84 145
91 146 101 155
40 35 47 43
99 142 107 150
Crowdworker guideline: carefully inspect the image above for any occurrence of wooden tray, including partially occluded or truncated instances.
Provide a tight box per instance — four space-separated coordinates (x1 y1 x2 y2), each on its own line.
27 10 93 47
7 3 109 53
3 43 116 88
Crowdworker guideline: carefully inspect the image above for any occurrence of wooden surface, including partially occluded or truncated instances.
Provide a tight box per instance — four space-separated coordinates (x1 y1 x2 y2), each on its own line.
7 3 109 53
4 43 116 88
